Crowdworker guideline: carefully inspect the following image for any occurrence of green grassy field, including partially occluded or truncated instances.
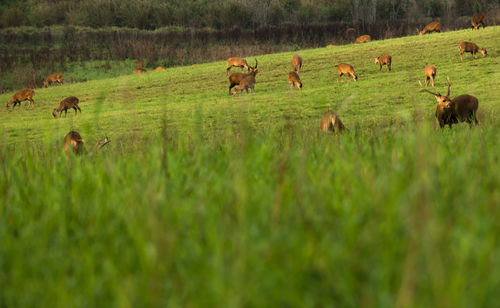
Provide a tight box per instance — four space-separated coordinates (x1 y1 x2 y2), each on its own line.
1 27 500 307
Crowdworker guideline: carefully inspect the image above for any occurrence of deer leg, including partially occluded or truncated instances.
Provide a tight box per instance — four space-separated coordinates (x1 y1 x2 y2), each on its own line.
64 109 68 117
431 77 435 87
226 67 231 75
77 106 82 113
290 82 293 90
74 107 78 115
460 53 463 61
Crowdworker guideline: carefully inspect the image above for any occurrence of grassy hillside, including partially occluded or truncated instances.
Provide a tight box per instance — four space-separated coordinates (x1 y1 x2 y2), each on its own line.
1 27 500 307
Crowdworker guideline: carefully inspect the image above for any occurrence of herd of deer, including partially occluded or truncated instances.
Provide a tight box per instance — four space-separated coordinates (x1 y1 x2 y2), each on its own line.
4 14 490 153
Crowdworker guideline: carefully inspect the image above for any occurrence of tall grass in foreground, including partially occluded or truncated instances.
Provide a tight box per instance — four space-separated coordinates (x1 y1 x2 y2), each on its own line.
1 122 500 307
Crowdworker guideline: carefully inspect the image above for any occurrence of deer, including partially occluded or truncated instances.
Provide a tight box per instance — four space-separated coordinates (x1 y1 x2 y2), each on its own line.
288 71 302 90
471 13 485 30
44 73 63 88
292 54 302 72
153 66 165 71
354 34 371 44
226 57 255 75
458 41 487 61
6 89 35 108
64 131 86 155
52 96 81 118
337 63 358 83
133 68 146 74
374 54 392 72
228 59 258 95
424 65 437 87
417 21 441 35
231 75 256 96
320 110 346 135
419 78 478 128
135 61 143 68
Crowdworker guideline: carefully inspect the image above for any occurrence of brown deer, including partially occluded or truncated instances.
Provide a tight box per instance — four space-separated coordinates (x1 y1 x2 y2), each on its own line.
226 57 255 75
292 54 302 72
7 89 35 108
337 63 358 83
44 73 63 88
231 75 256 96
420 78 478 128
288 71 302 90
471 13 486 30
354 34 371 44
458 41 487 61
424 65 437 87
52 96 81 118
153 66 165 71
133 68 146 74
417 21 441 35
64 131 85 155
374 54 392 72
320 110 346 135
135 61 143 68
228 59 258 95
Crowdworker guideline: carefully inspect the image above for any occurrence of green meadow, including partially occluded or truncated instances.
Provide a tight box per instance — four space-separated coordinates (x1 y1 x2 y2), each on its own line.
1 26 500 307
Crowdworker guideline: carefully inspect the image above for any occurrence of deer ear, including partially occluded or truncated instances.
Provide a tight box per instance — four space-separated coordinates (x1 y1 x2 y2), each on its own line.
434 95 442 102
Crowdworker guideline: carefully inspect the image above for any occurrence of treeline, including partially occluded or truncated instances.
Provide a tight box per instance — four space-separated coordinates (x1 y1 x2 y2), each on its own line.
0 0 498 30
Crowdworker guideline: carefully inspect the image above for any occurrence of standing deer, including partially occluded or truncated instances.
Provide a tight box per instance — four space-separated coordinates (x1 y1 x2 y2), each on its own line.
374 54 392 72
424 65 437 87
288 72 302 90
231 75 257 96
354 35 371 44
226 57 255 75
7 89 35 108
471 13 485 30
228 59 258 95
133 68 146 74
337 63 358 82
458 41 487 61
320 110 346 135
292 54 302 72
64 131 85 155
417 21 441 35
420 78 478 128
52 96 81 118
44 73 63 88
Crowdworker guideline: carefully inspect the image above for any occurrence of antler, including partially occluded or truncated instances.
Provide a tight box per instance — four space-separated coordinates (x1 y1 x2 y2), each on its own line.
446 77 451 97
419 81 441 97
254 58 258 69
95 137 111 150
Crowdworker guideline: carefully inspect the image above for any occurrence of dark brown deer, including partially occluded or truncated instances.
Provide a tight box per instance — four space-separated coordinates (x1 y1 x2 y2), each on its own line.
44 73 63 88
288 71 302 90
420 78 478 128
471 13 486 30
320 110 346 135
52 96 81 118
424 65 437 87
232 75 256 96
133 68 146 74
7 89 35 108
228 59 258 95
417 21 441 35
292 54 302 72
337 63 358 82
64 131 85 155
354 34 371 44
226 57 255 75
374 54 392 72
458 41 487 61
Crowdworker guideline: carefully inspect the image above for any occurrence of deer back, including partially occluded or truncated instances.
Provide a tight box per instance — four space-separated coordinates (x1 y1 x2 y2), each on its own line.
425 65 437 76
354 35 371 43
13 89 34 101
452 94 478 120
338 63 354 74
133 68 146 74
59 96 79 108
227 57 248 67
292 54 302 70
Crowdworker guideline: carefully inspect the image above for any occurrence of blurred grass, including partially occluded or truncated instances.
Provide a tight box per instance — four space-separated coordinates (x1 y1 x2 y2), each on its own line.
0 26 500 307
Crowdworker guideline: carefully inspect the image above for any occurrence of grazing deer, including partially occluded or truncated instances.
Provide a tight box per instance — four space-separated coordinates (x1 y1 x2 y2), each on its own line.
354 34 371 44
420 78 478 128
135 61 143 68
417 21 441 35
292 54 302 72
226 57 254 75
133 68 146 74
7 89 35 108
44 73 63 88
153 66 165 71
471 13 485 30
228 59 258 95
231 75 256 96
326 44 335 48
337 63 358 82
52 96 81 118
320 110 346 135
374 54 392 72
288 71 302 90
458 41 487 61
64 131 85 155
424 65 437 87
